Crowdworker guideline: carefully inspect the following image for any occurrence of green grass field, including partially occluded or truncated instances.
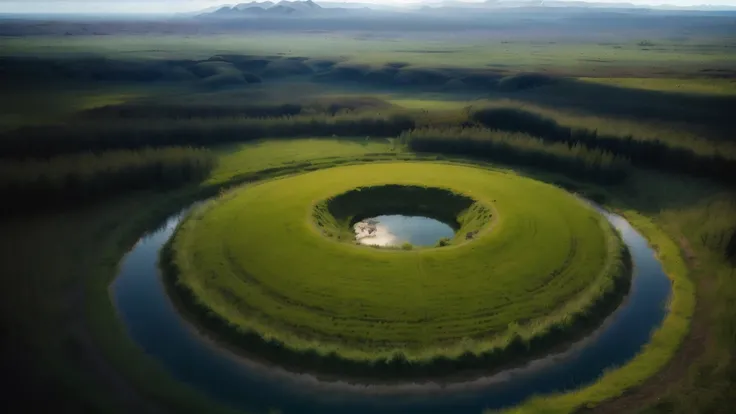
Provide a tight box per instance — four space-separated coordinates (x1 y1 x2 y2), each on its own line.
170 162 625 365
503 211 694 414
1 137 731 413
1 21 735 414
3 34 734 77
578 77 736 96
207 138 395 185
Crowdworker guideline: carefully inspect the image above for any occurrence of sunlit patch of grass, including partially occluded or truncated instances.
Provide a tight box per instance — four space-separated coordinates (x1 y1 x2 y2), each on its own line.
388 99 472 111
170 162 626 372
578 77 736 96
207 138 395 185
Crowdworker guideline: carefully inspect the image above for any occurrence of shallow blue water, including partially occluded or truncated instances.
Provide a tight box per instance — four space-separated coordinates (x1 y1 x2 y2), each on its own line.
355 214 455 247
112 208 672 414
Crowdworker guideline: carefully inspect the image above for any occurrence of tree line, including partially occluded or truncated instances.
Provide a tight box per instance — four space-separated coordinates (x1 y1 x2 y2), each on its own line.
80 103 303 120
0 147 215 214
402 127 630 184
78 97 394 120
0 114 415 158
471 108 736 185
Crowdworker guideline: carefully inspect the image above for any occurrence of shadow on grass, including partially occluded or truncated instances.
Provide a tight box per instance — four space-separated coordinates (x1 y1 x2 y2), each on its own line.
511 78 736 139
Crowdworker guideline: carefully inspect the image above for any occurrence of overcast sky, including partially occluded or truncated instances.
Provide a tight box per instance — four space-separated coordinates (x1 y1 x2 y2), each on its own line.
1 0 735 14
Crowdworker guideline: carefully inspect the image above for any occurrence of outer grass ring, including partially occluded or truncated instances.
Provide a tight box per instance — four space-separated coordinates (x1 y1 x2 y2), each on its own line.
165 162 629 377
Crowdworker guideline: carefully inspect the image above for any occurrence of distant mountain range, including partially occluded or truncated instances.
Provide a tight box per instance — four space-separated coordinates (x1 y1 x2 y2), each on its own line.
208 1 334 17
422 0 736 11
199 0 736 17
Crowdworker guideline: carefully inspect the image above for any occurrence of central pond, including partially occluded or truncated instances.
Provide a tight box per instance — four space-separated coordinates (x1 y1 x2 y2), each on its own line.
112 207 672 414
353 215 455 247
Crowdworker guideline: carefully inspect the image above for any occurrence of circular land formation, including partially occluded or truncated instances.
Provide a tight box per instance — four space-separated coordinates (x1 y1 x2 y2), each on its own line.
165 162 630 377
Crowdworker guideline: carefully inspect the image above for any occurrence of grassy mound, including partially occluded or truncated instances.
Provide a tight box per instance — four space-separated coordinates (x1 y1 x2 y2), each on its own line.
166 162 628 377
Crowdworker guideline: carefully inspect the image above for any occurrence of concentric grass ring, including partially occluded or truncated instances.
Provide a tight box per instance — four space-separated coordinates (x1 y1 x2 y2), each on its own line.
165 162 629 377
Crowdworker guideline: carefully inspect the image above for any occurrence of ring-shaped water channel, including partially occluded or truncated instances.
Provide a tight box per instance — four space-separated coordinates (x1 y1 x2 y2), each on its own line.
112 203 671 413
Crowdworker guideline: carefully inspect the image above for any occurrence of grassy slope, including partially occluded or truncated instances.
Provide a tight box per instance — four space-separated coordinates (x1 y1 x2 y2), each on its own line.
501 212 693 414
207 138 394 185
314 184 491 244
578 77 736 96
173 162 622 361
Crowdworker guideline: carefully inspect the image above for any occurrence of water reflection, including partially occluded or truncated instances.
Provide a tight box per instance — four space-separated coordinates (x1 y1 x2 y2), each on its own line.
112 207 672 414
354 215 455 247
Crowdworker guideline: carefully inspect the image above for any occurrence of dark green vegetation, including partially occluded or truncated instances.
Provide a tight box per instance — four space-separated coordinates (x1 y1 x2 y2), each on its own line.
0 113 413 157
314 184 490 245
0 10 735 414
0 147 214 214
403 127 629 184
469 108 736 184
166 163 627 378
